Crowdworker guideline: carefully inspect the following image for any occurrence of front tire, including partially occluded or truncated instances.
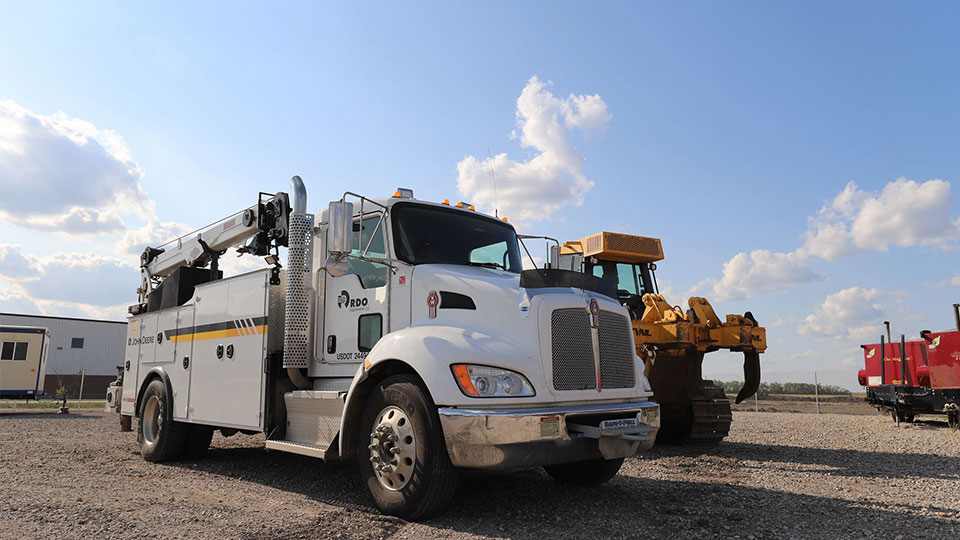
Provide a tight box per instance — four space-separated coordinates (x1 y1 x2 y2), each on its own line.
138 379 188 462
544 458 624 487
357 375 457 520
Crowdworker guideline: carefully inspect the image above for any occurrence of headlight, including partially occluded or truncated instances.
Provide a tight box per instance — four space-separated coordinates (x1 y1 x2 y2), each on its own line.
451 364 535 398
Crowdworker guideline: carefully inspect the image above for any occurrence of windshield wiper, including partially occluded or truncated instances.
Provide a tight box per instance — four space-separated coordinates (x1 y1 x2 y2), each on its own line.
466 261 506 270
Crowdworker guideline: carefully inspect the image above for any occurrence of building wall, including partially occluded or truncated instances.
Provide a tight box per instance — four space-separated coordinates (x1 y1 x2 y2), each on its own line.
0 313 126 379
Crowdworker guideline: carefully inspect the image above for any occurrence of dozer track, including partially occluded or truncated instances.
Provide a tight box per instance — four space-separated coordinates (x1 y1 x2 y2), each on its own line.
685 383 733 443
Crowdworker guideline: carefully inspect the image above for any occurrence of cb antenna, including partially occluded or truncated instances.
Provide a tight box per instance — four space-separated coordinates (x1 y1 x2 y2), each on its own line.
488 146 498 218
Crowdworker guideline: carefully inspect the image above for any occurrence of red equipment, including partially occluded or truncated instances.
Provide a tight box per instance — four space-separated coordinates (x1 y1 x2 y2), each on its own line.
858 304 960 428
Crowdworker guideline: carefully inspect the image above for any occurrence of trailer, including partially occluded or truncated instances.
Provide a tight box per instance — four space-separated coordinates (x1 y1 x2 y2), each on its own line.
107 177 660 519
858 304 960 428
0 325 50 399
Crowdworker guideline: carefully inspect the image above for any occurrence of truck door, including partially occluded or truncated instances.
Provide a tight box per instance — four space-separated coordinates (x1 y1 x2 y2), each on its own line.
323 213 389 364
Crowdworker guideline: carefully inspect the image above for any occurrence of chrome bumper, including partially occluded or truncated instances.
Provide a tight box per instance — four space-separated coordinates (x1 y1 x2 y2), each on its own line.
437 401 659 469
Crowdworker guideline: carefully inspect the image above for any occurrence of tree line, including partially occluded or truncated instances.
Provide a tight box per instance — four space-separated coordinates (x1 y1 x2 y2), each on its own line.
716 380 851 396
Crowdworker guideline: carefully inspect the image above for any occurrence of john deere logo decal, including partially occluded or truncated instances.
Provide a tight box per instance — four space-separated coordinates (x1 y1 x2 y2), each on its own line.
866 347 876 358
930 335 941 349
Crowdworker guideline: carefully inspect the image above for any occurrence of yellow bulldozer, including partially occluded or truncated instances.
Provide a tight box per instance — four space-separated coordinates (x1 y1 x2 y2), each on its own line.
557 231 765 443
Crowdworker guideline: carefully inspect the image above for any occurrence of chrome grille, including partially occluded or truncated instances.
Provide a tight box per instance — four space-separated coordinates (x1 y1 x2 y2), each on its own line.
597 311 636 389
551 308 596 391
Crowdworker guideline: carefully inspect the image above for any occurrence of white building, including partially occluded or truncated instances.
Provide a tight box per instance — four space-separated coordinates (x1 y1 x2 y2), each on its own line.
0 312 125 398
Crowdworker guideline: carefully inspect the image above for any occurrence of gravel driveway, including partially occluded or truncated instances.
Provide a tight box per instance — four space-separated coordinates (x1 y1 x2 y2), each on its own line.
1 410 958 539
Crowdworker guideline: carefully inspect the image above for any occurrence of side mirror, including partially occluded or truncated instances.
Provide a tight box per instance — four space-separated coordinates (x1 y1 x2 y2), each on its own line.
327 201 354 257
549 245 560 269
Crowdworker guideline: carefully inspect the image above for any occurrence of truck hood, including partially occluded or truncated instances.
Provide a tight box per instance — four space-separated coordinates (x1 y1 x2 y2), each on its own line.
409 264 524 332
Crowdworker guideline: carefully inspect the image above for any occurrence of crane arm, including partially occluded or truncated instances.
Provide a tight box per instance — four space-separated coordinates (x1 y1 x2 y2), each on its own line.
132 191 291 312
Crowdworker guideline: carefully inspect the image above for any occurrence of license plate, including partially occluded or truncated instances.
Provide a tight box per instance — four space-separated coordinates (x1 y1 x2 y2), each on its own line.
599 417 639 435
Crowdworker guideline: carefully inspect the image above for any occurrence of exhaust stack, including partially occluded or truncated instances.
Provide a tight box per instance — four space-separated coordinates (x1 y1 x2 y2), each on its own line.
283 175 314 375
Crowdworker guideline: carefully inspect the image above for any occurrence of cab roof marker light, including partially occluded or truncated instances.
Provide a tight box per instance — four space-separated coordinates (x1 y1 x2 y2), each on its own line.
468 205 475 211
455 202 464 208
502 217 508 222
442 199 450 205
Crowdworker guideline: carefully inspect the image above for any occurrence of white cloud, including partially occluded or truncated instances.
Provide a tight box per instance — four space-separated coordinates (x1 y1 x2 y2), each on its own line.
798 287 887 342
0 244 42 280
707 177 960 301
0 99 160 234
711 249 821 301
17 252 137 307
457 76 610 224
800 178 960 259
951 274 960 286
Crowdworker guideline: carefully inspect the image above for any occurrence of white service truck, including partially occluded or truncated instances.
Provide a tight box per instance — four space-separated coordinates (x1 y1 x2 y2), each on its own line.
107 177 659 519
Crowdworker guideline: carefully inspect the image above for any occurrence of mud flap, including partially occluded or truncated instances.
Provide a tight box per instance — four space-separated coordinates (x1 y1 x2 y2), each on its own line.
735 350 761 404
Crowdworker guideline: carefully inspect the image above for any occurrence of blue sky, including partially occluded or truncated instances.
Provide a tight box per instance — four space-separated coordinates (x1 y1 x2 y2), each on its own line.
2 2 959 388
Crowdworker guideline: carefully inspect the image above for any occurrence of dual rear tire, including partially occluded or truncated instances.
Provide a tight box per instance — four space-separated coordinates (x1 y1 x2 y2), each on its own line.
137 379 213 462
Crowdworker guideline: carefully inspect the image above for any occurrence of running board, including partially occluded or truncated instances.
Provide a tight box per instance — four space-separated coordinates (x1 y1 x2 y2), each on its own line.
265 440 330 459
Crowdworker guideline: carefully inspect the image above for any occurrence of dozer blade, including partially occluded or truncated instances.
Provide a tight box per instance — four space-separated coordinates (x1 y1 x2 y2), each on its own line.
735 350 761 404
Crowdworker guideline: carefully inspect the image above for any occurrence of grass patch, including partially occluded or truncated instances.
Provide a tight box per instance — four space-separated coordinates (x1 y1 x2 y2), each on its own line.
0 400 105 409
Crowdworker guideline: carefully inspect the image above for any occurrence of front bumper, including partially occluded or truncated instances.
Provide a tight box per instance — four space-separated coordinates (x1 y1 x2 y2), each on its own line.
437 401 659 469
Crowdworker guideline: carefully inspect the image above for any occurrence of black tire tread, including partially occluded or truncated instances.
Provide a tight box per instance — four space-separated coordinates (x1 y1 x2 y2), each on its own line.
138 379 188 463
544 457 624 487
181 424 214 460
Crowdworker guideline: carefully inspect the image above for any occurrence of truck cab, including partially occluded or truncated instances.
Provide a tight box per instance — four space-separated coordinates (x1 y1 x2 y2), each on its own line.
112 179 659 520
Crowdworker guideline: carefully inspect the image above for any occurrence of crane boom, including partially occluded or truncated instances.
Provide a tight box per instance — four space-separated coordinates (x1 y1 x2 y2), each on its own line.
131 191 291 314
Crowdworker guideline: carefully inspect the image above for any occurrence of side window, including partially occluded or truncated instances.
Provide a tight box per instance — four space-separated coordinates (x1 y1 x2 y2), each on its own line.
347 215 389 289
71 337 84 349
358 314 383 352
1 341 28 361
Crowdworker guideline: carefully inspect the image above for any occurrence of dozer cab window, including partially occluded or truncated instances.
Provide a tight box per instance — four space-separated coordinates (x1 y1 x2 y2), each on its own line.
590 262 642 295
348 215 389 289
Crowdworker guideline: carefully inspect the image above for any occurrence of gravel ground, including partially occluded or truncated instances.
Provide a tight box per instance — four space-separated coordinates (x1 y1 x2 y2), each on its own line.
1 410 959 539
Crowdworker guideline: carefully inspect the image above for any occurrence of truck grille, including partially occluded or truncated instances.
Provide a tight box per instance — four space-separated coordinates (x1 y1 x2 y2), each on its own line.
551 309 596 391
550 308 636 391
597 311 636 389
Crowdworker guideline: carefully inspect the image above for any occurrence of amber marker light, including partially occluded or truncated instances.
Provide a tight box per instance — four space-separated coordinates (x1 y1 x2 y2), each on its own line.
451 365 479 397
442 199 450 205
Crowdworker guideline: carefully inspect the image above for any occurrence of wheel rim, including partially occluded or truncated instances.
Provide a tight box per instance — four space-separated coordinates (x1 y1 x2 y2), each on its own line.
368 405 416 491
142 395 162 446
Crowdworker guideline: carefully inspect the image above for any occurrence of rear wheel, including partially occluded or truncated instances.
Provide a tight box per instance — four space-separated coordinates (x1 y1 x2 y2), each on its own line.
357 375 457 520
544 458 624 487
181 424 214 460
138 379 188 462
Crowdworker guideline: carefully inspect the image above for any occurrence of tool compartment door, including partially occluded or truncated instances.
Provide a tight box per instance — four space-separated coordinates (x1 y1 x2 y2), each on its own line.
120 318 142 415
188 271 268 430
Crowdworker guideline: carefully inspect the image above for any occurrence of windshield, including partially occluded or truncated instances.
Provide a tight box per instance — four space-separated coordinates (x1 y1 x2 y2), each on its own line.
392 203 523 273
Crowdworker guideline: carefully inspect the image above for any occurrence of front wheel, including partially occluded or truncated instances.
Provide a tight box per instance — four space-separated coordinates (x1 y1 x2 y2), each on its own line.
544 457 624 487
357 375 457 520
138 379 188 462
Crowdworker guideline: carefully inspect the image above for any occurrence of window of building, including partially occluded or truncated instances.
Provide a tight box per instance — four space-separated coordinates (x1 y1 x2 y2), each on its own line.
71 337 85 349
358 314 383 353
1 341 28 361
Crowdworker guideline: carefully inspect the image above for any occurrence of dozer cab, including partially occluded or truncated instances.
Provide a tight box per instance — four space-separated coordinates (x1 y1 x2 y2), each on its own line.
557 232 765 443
